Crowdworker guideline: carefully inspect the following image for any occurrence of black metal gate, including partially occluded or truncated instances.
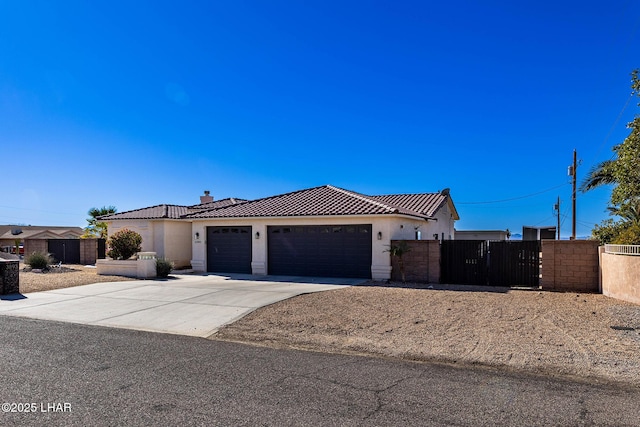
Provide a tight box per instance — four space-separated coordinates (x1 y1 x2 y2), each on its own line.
488 241 540 287
441 240 488 285
97 239 106 259
48 239 81 264
441 240 540 287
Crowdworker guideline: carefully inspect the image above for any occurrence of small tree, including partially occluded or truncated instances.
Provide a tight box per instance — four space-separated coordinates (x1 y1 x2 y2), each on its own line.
385 241 411 283
107 229 142 260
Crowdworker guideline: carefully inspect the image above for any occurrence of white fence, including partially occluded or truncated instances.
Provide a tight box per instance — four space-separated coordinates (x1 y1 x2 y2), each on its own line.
604 244 640 256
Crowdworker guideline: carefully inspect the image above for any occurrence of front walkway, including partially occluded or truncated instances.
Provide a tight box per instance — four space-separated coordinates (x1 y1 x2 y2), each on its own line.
0 274 363 337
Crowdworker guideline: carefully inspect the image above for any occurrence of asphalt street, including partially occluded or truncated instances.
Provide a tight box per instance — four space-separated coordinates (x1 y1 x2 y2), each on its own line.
0 316 638 426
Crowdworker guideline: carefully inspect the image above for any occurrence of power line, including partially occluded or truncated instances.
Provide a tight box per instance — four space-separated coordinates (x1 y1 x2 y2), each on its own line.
457 183 569 205
585 92 635 168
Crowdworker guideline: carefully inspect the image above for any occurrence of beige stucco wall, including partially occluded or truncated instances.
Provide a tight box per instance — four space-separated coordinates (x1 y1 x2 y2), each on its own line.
107 220 154 252
601 252 640 305
190 214 454 280
154 221 192 268
106 220 192 268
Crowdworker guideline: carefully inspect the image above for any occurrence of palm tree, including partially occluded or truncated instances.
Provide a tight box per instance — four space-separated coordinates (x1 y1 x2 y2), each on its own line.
82 206 117 239
579 159 617 193
606 200 640 224
385 241 411 283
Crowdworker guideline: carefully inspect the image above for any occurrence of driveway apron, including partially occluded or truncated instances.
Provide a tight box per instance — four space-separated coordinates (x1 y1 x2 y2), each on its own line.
0 274 362 337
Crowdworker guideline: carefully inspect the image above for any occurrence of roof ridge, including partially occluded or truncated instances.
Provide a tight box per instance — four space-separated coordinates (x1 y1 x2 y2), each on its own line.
372 191 440 197
187 197 247 209
99 203 187 219
326 185 398 213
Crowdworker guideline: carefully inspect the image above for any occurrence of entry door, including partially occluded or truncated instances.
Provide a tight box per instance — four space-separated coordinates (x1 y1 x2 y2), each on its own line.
206 226 252 274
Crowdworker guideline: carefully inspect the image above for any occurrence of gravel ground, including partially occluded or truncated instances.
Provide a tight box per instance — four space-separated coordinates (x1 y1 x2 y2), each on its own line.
17 263 134 293
12 266 640 386
215 282 640 387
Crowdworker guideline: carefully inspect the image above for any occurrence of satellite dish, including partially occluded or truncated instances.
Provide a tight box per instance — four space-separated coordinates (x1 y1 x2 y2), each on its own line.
11 228 23 235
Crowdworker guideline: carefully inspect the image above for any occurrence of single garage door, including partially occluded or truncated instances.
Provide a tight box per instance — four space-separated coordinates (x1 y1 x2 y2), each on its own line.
268 224 372 278
207 226 252 274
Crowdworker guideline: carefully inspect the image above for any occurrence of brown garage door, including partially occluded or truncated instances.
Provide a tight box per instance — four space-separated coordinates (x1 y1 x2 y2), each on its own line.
267 225 372 278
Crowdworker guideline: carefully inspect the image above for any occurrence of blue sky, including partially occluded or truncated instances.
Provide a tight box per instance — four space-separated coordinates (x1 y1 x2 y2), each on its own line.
1 0 638 237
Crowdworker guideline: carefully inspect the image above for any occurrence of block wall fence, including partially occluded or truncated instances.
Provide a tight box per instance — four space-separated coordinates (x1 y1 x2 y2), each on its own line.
23 239 103 265
389 240 440 283
540 240 600 292
389 239 602 294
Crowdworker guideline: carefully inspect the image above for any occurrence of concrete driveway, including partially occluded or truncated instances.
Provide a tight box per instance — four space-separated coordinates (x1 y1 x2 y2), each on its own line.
0 274 363 337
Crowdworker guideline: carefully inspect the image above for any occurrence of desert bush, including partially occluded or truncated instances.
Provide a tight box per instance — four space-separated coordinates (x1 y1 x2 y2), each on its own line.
25 251 53 270
107 229 142 260
156 258 174 278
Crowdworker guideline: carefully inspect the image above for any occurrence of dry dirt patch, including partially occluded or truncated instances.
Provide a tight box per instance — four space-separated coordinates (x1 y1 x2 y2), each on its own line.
18 264 134 293
215 283 640 386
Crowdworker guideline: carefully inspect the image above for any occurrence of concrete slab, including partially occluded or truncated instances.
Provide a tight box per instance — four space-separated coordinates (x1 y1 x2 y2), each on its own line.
2 296 166 323
0 274 363 337
98 285 219 302
91 302 247 336
0 292 85 313
47 281 148 296
182 289 297 308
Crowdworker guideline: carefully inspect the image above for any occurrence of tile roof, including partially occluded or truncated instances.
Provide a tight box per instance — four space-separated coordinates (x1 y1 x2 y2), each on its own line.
370 193 449 219
0 228 83 240
187 198 248 212
99 205 189 220
0 226 84 240
185 185 450 220
100 198 247 220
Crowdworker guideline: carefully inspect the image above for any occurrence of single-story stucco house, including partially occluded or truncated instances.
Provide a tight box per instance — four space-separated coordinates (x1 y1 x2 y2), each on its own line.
101 185 459 280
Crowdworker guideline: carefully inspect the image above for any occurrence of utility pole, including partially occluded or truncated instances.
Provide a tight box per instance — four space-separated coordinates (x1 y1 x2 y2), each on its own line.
554 196 561 240
569 149 577 240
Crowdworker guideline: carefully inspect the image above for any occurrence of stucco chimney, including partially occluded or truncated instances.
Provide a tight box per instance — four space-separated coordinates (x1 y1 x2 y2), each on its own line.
200 190 214 204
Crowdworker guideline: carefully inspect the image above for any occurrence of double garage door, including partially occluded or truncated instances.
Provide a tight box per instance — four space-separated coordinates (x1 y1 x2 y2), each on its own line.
206 224 372 278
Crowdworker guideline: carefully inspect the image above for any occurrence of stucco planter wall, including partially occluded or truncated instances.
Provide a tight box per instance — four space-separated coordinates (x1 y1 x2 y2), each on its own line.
601 251 640 305
96 252 157 279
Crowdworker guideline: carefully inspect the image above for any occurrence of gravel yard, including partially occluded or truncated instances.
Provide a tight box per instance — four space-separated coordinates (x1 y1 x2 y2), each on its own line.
215 282 640 387
17 263 134 293
10 265 640 387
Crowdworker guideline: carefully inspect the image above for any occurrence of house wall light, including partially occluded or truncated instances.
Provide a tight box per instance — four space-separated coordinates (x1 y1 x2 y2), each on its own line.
195 232 200 240
255 231 260 239
377 231 382 240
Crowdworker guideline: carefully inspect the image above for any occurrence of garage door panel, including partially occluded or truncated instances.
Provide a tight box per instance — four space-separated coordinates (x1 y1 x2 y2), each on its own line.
207 226 252 274
268 224 372 278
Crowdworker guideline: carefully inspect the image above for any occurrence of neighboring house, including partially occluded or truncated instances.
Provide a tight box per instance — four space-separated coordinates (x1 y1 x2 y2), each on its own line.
455 230 510 241
0 225 83 253
101 185 459 280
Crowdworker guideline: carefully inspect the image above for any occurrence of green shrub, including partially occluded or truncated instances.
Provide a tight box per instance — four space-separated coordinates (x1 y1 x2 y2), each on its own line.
25 251 53 270
613 222 640 245
107 228 142 260
156 258 174 278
